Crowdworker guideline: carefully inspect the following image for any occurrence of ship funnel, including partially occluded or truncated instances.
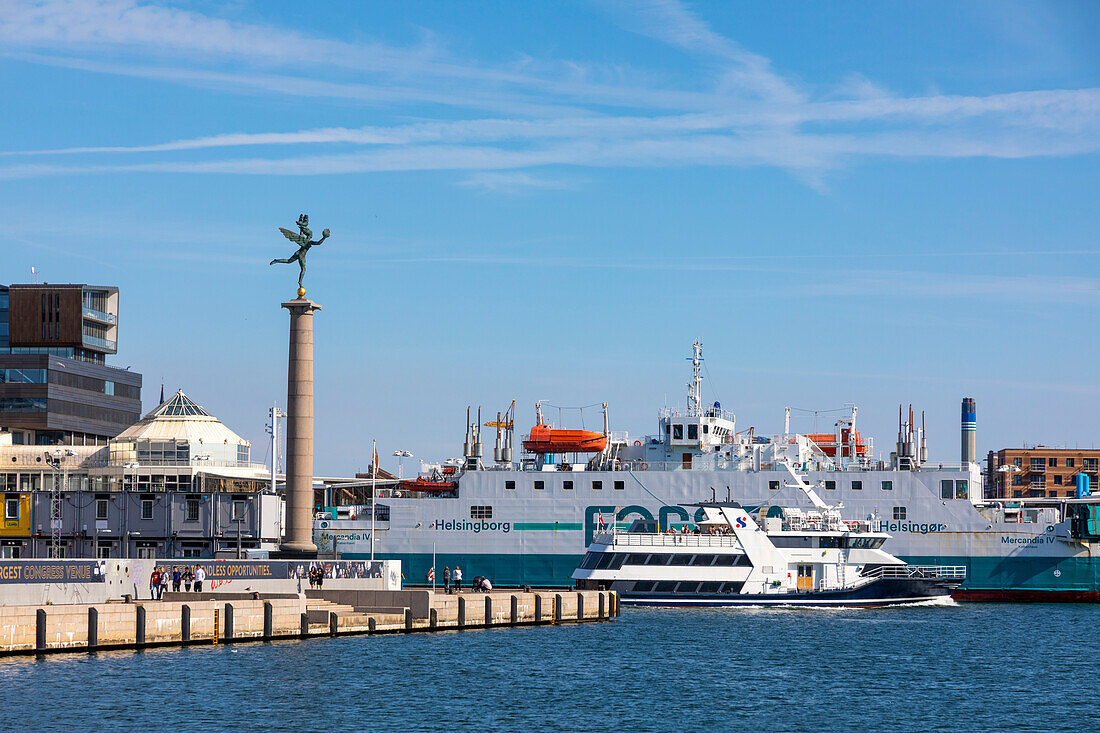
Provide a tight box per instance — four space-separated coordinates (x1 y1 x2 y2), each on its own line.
961 397 976 464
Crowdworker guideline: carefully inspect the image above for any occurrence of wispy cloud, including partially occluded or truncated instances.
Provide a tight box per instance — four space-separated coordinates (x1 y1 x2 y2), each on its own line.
0 0 1097 183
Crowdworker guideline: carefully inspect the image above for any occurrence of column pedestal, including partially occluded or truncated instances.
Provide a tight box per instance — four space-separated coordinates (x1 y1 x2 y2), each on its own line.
279 297 321 556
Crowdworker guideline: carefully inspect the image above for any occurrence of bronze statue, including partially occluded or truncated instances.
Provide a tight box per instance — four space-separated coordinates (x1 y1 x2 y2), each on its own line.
270 213 330 296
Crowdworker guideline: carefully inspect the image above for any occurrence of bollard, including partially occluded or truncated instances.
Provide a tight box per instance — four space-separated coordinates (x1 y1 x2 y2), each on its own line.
510 595 518 626
87 607 98 651
429 608 438 629
300 612 309 638
136 605 146 647
484 596 492 627
598 592 606 620
35 609 46 653
404 608 413 632
368 617 376 634
329 611 338 637
457 597 466 628
534 594 542 625
577 592 584 622
182 605 191 643
554 594 562 625
224 604 234 641
263 601 273 641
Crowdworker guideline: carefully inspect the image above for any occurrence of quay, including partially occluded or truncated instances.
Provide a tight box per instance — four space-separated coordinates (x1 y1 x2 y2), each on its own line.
0 589 619 656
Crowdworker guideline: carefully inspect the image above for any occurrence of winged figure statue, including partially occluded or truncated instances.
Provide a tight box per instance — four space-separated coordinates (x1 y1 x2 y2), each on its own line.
270 213 330 292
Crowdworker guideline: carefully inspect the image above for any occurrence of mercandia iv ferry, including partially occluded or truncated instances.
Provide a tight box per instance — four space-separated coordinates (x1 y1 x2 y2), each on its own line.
316 343 1100 601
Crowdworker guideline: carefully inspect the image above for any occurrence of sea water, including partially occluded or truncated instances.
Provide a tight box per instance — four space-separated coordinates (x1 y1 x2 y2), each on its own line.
2 602 1098 731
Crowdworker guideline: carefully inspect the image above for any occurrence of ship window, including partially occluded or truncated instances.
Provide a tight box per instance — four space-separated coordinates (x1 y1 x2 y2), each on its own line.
3 498 17 521
713 554 739 566
687 424 699 440
625 554 649 565
851 480 862 491
580 553 600 570
881 480 893 491
669 554 693 566
676 582 701 593
614 480 624 491
702 425 709 434
562 480 573 491
505 480 515 490
699 581 722 593
673 425 684 440
824 480 836 490
645 554 672 566
95 499 108 520
893 507 907 520
533 481 543 491
595 553 625 570
664 424 670 435
1049 457 1057 467
941 480 953 499
654 581 677 593
1055 475 1063 486
694 554 717 566
720 582 745 594
818 537 839 548
470 506 493 519
955 480 968 499
768 481 780 491
633 581 656 592
772 536 813 548
592 480 602 491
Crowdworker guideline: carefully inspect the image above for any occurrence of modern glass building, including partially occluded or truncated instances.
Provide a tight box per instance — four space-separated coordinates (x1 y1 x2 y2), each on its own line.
0 283 142 445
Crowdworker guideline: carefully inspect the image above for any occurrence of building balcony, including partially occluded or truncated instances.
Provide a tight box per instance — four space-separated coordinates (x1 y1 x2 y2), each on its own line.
82 307 117 325
81 334 117 352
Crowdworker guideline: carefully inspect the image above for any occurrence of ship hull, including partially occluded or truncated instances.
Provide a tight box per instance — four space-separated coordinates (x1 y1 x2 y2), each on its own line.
622 577 961 608
318 466 1100 601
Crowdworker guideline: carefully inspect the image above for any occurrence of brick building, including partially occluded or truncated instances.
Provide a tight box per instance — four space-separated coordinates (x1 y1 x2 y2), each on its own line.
986 447 1099 499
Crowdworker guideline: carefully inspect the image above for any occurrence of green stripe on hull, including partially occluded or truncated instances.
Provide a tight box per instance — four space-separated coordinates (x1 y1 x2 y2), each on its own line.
902 554 1100 594
513 522 583 531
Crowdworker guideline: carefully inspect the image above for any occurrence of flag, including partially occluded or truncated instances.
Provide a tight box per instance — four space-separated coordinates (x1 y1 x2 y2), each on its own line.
372 442 379 476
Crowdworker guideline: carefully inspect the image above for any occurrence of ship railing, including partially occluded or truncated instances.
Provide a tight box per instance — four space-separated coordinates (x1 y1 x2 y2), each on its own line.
593 531 741 548
860 565 966 580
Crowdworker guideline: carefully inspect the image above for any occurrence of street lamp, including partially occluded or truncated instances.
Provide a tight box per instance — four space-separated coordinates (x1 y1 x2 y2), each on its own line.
996 463 1022 497
393 450 413 479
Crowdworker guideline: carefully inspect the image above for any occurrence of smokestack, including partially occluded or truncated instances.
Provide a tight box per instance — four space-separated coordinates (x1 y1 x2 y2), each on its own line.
961 397 976 464
920 411 928 464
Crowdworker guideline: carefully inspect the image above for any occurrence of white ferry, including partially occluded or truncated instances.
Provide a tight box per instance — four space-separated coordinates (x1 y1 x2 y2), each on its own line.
316 343 1100 600
572 479 964 607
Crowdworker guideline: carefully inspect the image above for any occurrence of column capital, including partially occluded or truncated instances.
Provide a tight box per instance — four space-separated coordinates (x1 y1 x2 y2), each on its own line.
282 297 323 312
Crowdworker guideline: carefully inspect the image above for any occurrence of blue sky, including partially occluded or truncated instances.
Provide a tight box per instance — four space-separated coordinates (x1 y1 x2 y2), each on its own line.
1 0 1098 474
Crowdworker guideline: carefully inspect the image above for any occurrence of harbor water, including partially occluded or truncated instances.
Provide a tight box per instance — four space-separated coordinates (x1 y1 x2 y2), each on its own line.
4 602 1098 731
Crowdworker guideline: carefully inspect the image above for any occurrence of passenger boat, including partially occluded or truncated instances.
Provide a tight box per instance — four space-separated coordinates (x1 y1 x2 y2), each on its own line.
572 498 965 607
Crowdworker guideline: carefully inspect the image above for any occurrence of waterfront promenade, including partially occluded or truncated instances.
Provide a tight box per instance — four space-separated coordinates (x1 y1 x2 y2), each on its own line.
0 588 618 655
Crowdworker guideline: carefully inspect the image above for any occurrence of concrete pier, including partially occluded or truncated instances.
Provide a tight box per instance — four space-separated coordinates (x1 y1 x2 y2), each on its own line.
0 589 618 656
280 297 321 556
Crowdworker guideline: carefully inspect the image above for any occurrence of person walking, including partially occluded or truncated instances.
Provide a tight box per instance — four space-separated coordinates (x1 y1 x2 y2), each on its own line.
149 567 161 600
183 565 194 592
193 564 205 593
452 565 462 592
160 567 170 598
443 566 451 594
171 566 182 593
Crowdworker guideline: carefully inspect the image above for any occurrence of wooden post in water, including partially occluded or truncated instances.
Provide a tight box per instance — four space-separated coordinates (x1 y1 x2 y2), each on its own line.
484 596 492 626
300 612 308 638
510 595 518 626
534 594 542 625
212 607 219 645
554 594 562 624
35 609 46 653
136 606 146 647
87 607 98 651
182 605 191 643
263 602 273 641
598 592 605 619
224 603 234 641
329 611 339 636
430 608 438 628
458 596 466 628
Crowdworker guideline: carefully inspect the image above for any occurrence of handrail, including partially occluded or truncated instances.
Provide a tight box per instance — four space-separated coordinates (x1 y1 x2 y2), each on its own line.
594 531 741 548
860 565 966 580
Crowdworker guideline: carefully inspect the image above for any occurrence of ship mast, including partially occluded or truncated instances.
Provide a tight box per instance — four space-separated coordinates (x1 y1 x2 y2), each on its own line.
687 340 703 417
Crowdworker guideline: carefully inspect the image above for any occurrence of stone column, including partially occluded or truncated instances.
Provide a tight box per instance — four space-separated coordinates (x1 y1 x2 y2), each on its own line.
280 297 321 555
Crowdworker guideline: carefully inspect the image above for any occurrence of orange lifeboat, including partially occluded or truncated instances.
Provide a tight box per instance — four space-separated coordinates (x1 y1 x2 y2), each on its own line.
522 425 607 454
805 428 869 458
